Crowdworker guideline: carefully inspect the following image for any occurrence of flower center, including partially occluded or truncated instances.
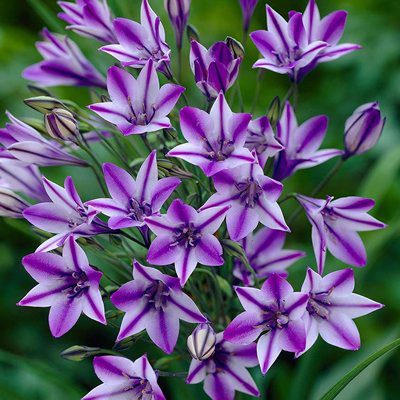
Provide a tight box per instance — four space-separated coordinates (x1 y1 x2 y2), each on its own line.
236 178 263 208
126 377 153 399
171 223 202 248
144 280 170 311
68 206 88 229
307 291 331 319
128 198 152 222
206 345 230 374
256 304 290 331
65 271 89 298
205 138 235 161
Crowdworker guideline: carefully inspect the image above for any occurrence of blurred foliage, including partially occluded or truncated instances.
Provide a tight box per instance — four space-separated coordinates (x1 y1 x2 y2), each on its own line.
0 0 400 399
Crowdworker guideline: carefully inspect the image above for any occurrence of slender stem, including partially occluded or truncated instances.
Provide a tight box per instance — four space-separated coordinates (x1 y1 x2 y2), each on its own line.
157 371 187 378
177 47 183 83
251 69 265 113
120 230 148 249
278 193 297 205
163 62 189 106
141 134 153 152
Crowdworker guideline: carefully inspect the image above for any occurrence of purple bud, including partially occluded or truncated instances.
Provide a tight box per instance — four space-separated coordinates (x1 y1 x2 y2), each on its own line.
164 0 191 49
44 108 79 142
239 0 259 33
0 188 30 218
344 102 385 158
187 324 216 361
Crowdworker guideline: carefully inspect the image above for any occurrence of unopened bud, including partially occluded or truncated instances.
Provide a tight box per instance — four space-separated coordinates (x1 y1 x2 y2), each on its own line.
267 96 281 127
344 102 385 159
187 324 216 361
186 24 200 42
44 108 79 142
60 345 101 361
158 159 193 179
24 96 65 114
225 36 245 58
0 188 30 218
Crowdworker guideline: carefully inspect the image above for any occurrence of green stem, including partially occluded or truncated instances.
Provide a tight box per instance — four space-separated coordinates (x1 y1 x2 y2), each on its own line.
251 69 265 113
120 231 148 249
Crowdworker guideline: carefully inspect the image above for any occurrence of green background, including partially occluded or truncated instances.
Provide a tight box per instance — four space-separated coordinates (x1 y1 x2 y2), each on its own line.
0 0 399 399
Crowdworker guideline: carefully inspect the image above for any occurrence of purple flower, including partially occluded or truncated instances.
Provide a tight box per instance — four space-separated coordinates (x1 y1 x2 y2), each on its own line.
0 158 48 201
100 0 171 71
239 0 259 33
250 5 328 81
0 187 30 218
187 332 260 400
86 150 180 229
299 268 383 355
89 61 184 135
0 112 87 167
245 116 284 168
164 0 191 50
168 93 253 177
233 228 305 286
293 0 362 80
189 41 242 100
111 260 206 353
23 176 111 252
201 154 289 241
18 236 105 337
82 355 166 400
58 0 116 43
145 199 229 286
297 195 386 274
23 29 105 88
344 102 386 159
273 102 342 181
224 274 308 374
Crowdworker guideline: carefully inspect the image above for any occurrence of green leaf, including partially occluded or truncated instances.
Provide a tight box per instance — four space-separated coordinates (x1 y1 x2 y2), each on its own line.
26 0 64 33
319 338 400 400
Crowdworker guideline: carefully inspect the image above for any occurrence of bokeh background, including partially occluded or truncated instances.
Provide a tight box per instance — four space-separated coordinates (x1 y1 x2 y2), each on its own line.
0 0 400 399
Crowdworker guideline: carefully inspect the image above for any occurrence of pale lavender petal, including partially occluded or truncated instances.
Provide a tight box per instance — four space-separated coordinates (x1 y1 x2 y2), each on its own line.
23 203 70 233
18 284 63 307
22 252 67 282
179 106 213 143
103 163 136 205
257 197 289 232
186 359 206 384
196 205 230 234
116 301 150 341
151 177 181 211
155 83 185 116
169 290 207 323
235 286 265 312
147 235 179 265
49 296 82 337
226 205 259 241
167 199 197 224
136 150 158 203
83 287 106 325
93 356 135 383
223 312 263 345
195 234 224 266
329 293 383 319
146 309 179 353
204 372 235 400
318 11 347 45
261 274 293 302
175 247 198 286
279 319 306 353
257 330 281 374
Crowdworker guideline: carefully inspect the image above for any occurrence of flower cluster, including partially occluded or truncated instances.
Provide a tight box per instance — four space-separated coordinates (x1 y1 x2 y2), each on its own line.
1 0 387 399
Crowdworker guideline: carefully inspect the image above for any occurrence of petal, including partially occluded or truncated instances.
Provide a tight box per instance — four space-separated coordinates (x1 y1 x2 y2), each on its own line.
179 106 213 143
320 268 354 295
85 198 127 217
145 215 175 235
257 330 281 374
296 115 328 154
250 30 279 57
277 102 298 147
319 312 360 350
43 177 76 210
196 205 229 234
18 284 64 307
195 234 224 266
223 363 260 397
296 312 319 356
147 235 179 265
186 359 206 384
23 203 70 233
235 286 265 312
155 83 185 116
22 252 67 282
266 6 291 52
83 287 106 324
317 43 361 63
117 301 150 341
330 197 375 212
329 293 383 319
204 373 235 400
88 102 129 125
111 281 144 311
285 292 309 320
82 382 133 400
278 319 306 353
151 177 181 211
261 274 293 302
331 209 386 232
136 150 158 203
36 232 70 253
167 142 210 170
135 60 160 114
146 309 179 354
169 290 207 323
103 163 136 205
93 356 135 383
167 199 197 224
257 197 289 232
318 11 347 45
107 66 136 106
226 205 259 241
62 236 88 271
325 225 367 267
175 247 198 286
223 312 263 345
49 296 82 337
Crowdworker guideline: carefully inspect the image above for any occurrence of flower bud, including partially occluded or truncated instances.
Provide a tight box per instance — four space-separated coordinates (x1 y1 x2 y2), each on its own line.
267 96 281 127
158 159 193 179
0 188 30 218
24 96 65 114
344 102 385 159
44 108 79 142
165 0 191 49
186 24 200 43
187 324 216 361
225 36 245 59
60 345 101 362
